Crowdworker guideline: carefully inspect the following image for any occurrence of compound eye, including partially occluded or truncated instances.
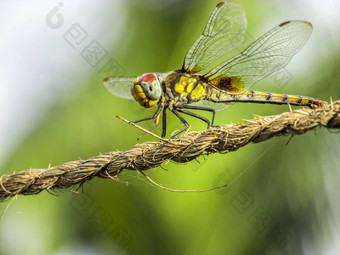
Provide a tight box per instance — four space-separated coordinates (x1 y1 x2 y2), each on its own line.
140 73 156 84
138 73 161 100
141 82 155 96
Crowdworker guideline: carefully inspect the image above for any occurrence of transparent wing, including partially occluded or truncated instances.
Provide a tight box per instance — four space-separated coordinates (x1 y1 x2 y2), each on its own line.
183 1 247 73
103 76 137 100
206 21 312 89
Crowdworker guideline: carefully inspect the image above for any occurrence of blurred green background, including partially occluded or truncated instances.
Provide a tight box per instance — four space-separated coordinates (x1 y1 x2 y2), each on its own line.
0 0 339 254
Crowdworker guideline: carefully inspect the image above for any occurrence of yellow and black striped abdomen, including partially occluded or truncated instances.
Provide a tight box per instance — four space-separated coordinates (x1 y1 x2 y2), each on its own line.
209 89 324 109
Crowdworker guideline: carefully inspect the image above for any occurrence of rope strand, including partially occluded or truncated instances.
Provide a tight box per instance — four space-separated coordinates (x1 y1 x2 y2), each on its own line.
0 101 339 201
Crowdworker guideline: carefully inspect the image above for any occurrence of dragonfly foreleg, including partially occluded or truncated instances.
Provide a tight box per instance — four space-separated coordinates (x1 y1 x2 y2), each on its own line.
133 104 163 125
132 105 164 140
170 109 189 138
181 105 216 127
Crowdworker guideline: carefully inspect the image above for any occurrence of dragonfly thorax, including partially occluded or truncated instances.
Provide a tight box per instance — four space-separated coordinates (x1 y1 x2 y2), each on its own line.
131 73 161 108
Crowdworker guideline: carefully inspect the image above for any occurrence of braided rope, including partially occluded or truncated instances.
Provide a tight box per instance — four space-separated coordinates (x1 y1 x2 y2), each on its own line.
1 101 339 201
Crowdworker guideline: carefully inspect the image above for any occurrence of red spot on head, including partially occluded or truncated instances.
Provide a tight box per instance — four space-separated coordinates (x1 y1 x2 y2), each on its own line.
140 73 156 83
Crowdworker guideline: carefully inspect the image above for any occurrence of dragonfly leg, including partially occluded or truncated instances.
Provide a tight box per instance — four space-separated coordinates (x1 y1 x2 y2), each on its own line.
181 105 216 127
176 108 210 129
132 105 163 140
133 104 163 125
170 109 189 138
161 107 167 138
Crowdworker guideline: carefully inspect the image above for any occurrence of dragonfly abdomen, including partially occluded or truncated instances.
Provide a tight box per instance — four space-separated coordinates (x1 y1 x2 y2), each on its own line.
209 89 324 109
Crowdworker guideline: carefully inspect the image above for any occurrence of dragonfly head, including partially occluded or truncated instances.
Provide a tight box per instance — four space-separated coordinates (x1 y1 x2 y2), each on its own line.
131 73 161 108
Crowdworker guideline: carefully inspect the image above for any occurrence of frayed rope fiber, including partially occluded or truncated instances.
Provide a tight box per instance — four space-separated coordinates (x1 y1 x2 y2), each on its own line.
1 101 339 201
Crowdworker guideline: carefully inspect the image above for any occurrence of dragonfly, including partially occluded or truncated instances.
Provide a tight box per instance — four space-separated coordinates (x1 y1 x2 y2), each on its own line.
103 1 325 138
